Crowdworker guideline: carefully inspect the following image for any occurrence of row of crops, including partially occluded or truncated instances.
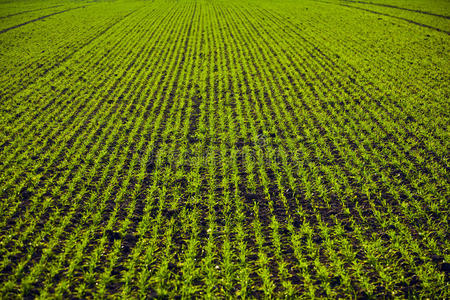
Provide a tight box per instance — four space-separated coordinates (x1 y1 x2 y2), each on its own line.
0 0 448 298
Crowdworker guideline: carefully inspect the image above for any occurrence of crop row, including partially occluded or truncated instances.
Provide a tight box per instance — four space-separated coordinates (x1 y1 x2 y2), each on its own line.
0 0 448 298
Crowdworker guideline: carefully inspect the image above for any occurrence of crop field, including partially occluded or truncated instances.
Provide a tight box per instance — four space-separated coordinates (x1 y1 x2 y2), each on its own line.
0 0 449 298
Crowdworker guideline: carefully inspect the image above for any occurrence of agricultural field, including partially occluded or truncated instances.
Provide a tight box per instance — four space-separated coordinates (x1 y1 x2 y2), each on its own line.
0 0 449 298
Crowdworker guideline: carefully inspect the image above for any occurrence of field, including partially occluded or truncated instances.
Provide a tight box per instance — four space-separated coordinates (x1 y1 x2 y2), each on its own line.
0 0 449 298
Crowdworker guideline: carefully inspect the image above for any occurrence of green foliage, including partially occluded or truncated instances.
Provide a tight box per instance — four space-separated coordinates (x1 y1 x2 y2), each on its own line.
0 0 448 298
